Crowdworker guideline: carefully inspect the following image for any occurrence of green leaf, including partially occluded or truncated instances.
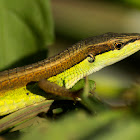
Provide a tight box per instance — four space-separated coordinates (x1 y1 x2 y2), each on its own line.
70 79 96 91
20 110 123 140
0 100 53 133
0 0 54 69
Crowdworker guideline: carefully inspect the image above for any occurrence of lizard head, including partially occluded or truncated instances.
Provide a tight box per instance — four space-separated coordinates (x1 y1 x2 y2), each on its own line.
85 32 140 73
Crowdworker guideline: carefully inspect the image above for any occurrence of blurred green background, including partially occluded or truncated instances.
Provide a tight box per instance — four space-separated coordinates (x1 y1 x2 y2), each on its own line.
51 0 140 98
1 0 140 139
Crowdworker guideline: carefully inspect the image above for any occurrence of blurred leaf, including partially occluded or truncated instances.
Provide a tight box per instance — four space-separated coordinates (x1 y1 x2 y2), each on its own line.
0 100 53 133
96 118 140 140
20 110 123 140
0 0 54 69
11 116 50 133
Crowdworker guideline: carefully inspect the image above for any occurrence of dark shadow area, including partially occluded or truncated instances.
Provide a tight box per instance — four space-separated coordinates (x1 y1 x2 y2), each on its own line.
46 100 92 120
1 131 21 140
112 51 140 75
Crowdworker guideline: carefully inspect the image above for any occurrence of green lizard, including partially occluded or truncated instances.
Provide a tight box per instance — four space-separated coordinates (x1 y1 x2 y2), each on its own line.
0 32 140 116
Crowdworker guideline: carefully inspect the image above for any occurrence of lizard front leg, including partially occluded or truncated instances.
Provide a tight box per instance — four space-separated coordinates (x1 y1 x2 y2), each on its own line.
38 79 82 100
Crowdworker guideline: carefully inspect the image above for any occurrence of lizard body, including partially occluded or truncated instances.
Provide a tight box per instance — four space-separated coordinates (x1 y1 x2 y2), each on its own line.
0 32 140 115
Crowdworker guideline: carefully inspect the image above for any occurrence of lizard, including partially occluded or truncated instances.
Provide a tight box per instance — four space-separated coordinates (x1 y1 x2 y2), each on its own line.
0 32 140 116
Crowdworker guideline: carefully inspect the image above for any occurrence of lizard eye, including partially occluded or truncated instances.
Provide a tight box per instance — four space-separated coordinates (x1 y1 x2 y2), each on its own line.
115 43 122 50
87 54 95 63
